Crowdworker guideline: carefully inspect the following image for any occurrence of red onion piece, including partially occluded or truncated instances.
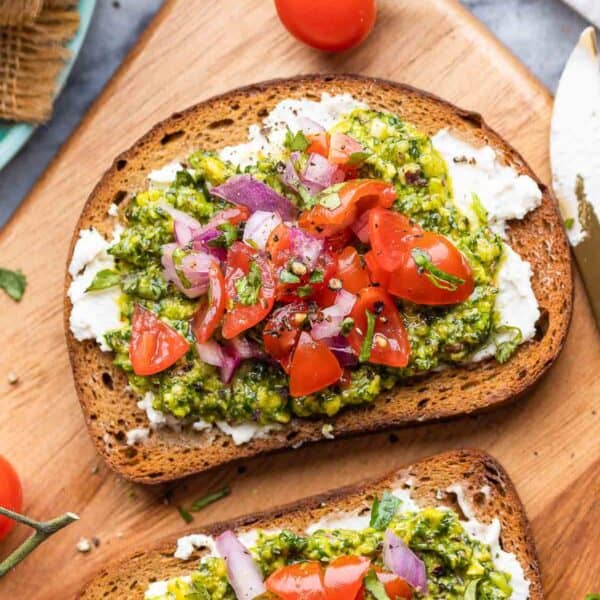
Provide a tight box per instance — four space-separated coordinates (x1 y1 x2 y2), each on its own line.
211 175 299 221
288 227 324 270
159 202 203 245
323 335 358 367
161 244 209 298
196 339 226 367
243 211 282 250
311 290 356 339
302 153 345 194
191 228 227 263
197 337 264 383
181 252 213 287
352 209 371 243
216 531 266 600
383 529 427 593
298 117 325 134
229 335 266 360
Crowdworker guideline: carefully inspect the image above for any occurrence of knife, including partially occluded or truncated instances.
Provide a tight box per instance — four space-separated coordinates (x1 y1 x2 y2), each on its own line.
550 26 600 328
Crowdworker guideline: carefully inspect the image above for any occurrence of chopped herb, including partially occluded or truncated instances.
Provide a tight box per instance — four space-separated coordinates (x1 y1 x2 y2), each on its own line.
370 491 401 530
411 248 465 291
279 269 301 284
494 325 523 364
340 316 354 335
363 569 390 600
309 269 324 283
174 170 195 187
177 505 193 524
471 193 488 225
464 579 481 600
359 309 376 362
298 184 314 208
346 151 371 167
190 487 230 511
319 191 342 210
285 128 310 152
564 217 575 230
296 285 314 298
0 268 26 302
86 269 121 292
235 262 262 305
208 222 238 248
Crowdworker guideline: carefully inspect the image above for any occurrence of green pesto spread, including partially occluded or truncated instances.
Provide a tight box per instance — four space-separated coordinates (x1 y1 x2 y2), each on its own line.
102 108 509 427
148 499 515 600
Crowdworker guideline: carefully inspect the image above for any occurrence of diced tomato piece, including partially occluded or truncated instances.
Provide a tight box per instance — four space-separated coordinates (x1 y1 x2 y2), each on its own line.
298 179 396 238
324 228 353 253
336 247 370 293
307 132 330 158
222 242 275 339
347 287 410 368
130 305 190 376
328 133 364 165
263 302 309 373
191 262 225 343
289 332 343 397
375 569 413 599
266 561 327 600
323 556 371 600
364 250 390 288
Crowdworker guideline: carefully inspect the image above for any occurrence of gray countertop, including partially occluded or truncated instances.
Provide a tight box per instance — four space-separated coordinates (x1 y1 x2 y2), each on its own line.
0 0 589 228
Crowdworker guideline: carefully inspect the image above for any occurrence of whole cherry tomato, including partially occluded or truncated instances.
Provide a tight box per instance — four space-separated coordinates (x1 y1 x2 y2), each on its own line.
0 455 23 540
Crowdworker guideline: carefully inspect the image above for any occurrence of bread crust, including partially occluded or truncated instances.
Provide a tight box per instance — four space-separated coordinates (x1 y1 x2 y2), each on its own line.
76 449 543 599
64 75 573 484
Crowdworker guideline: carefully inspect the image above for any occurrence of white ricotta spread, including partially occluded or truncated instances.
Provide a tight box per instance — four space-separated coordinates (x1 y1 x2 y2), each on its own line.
125 428 149 446
146 483 529 599
148 161 186 189
219 93 367 169
215 420 281 445
68 227 123 351
551 26 600 245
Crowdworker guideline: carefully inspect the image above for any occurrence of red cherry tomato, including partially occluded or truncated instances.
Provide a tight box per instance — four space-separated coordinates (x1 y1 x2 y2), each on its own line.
0 456 23 540
289 332 343 397
222 242 275 339
266 561 327 600
328 133 364 165
263 302 309 373
191 262 225 343
336 247 370 293
307 132 330 157
299 180 396 238
347 287 410 368
364 250 390 288
274 0 377 53
130 305 190 376
324 556 371 600
324 228 353 253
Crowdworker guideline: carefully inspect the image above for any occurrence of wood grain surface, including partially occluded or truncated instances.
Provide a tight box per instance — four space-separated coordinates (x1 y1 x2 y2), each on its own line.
0 0 597 597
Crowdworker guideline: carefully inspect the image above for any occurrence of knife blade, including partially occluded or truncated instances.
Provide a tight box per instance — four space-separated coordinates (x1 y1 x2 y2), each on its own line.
551 26 600 328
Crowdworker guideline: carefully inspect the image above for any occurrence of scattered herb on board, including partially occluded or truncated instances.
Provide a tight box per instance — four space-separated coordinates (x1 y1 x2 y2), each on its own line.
191 487 231 511
0 268 26 302
177 506 194 524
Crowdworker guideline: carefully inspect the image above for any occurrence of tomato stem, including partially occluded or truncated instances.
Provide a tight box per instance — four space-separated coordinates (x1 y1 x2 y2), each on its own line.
0 507 79 577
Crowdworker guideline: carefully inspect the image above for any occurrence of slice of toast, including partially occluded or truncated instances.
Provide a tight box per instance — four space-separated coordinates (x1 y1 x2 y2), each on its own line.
76 449 543 599
64 75 572 484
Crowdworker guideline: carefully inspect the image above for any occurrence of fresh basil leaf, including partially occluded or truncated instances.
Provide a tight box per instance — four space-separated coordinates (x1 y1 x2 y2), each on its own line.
0 268 26 302
411 248 465 291
190 487 230 512
177 505 193 524
347 151 371 167
359 309 376 362
285 128 310 152
370 490 401 530
464 578 480 600
235 261 262 306
309 269 324 284
86 269 121 292
279 269 301 284
363 570 390 600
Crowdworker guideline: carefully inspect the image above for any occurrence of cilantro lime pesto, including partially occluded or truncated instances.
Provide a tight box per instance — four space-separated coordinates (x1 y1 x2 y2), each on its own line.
68 95 541 440
146 487 528 600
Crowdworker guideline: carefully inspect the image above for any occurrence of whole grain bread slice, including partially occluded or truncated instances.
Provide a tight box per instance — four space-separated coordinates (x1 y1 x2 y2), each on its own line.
76 449 543 599
64 75 572 484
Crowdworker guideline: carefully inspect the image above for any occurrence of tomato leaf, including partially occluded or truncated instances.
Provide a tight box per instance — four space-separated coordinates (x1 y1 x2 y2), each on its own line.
86 269 121 292
235 261 262 305
0 268 26 302
411 248 465 291
364 569 390 600
190 487 230 511
359 309 376 362
370 490 401 530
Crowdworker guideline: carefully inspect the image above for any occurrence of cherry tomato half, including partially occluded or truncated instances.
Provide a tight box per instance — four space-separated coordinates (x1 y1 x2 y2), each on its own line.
263 302 309 373
222 242 275 339
375 569 413 599
299 180 396 238
324 556 371 600
336 247 370 293
274 0 377 53
0 456 23 540
191 262 225 343
266 561 326 600
130 305 190 376
348 287 410 368
289 332 343 397
364 250 390 288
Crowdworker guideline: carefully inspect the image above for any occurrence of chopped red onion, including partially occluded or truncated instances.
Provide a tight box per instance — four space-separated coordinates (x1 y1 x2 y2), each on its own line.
311 290 356 339
211 175 298 221
243 211 282 250
191 228 227 262
159 202 203 245
196 339 226 367
180 251 213 287
298 117 325 134
197 337 264 383
161 244 209 298
383 529 427 593
352 209 371 243
229 335 265 360
323 335 358 367
288 227 324 270
216 531 266 600
302 153 345 194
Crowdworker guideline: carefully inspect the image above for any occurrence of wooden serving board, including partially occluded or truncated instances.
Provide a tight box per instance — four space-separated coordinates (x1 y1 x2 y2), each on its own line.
0 0 597 597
